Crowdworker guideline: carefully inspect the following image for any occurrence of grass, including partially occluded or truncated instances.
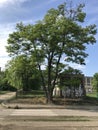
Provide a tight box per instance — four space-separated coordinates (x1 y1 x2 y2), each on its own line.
8 116 90 122
17 90 45 98
86 91 98 101
18 95 45 98
10 90 98 105
0 91 10 95
29 116 90 122
87 91 97 98
2 90 98 105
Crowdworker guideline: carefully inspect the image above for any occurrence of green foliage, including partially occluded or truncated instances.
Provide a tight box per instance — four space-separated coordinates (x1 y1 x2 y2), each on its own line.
0 71 6 89
6 2 96 102
87 91 97 98
92 73 98 92
59 67 84 98
0 71 16 91
60 67 83 88
5 55 41 91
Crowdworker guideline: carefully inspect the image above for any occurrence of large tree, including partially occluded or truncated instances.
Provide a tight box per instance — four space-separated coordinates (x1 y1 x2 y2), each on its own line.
6 3 96 103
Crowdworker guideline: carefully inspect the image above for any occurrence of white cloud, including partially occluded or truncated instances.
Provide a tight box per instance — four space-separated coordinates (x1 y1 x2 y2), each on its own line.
0 0 29 8
0 23 15 69
70 64 86 70
0 38 10 69
0 0 28 4
0 56 11 70
69 59 90 72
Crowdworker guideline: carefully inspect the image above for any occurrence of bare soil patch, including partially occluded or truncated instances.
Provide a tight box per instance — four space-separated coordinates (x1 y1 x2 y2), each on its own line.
1 120 98 130
1 93 98 129
4 96 98 109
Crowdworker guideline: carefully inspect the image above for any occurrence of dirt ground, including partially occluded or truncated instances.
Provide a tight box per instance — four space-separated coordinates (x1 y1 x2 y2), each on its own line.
1 120 98 130
1 94 98 130
1 107 98 130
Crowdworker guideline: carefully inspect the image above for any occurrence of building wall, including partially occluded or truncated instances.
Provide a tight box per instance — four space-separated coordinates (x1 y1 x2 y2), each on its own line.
53 76 93 97
53 74 85 98
84 76 93 93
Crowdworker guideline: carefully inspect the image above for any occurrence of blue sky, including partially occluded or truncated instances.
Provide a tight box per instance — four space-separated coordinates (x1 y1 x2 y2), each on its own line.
0 0 98 76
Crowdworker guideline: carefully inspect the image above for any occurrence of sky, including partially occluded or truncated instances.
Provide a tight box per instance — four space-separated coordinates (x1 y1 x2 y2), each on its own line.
0 0 98 76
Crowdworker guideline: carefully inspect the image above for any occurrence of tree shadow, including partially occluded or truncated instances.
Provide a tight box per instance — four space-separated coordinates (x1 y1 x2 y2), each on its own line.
53 96 98 112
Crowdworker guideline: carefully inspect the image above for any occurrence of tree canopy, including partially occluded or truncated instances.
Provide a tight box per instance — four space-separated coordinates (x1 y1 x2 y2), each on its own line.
6 55 41 91
92 73 98 91
6 2 97 103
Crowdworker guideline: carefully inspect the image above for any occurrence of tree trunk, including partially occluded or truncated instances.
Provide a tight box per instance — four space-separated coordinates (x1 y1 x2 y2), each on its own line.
46 90 53 104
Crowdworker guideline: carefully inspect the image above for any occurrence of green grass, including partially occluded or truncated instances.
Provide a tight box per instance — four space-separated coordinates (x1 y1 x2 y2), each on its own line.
31 116 89 122
17 90 45 98
8 116 90 122
18 95 45 98
84 91 98 105
87 92 98 98
0 91 10 95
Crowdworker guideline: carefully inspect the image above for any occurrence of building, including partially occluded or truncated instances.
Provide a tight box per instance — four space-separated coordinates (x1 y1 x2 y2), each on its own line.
53 74 86 98
53 75 93 97
84 76 93 93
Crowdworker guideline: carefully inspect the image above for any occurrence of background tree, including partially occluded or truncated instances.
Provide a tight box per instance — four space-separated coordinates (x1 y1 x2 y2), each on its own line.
6 55 41 91
59 67 84 98
0 70 16 91
92 73 98 99
6 2 96 103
